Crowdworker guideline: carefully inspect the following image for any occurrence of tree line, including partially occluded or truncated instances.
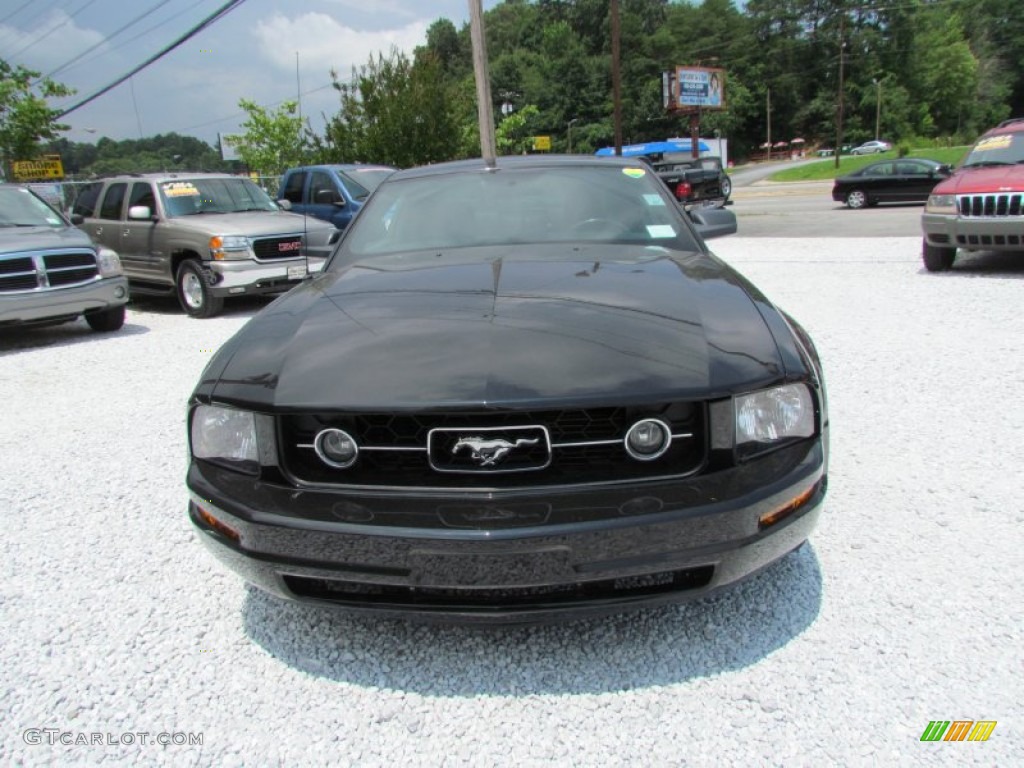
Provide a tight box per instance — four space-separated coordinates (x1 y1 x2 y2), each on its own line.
4 0 1020 177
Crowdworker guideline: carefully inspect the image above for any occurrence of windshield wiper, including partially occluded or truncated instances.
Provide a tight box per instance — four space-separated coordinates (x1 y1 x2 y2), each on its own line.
234 207 272 212
962 160 1011 168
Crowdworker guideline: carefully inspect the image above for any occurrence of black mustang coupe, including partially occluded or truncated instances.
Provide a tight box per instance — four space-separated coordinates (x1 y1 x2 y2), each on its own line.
187 155 828 623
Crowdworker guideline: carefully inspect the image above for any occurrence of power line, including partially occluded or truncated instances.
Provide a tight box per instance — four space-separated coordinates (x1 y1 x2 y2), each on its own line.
0 1 36 26
56 0 248 119
46 0 211 79
42 0 176 80
4 0 99 61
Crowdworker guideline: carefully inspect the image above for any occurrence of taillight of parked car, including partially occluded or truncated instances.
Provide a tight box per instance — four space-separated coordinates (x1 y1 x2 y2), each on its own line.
675 181 692 199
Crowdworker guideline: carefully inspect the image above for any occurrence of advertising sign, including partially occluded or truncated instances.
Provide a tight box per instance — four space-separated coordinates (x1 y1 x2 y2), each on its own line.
675 67 726 109
533 136 552 151
11 155 64 181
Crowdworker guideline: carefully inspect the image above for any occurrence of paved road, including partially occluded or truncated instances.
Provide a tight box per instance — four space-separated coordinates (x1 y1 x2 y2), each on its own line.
725 161 926 238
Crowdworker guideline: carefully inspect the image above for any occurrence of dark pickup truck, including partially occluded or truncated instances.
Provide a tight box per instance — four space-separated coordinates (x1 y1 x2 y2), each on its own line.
651 156 732 208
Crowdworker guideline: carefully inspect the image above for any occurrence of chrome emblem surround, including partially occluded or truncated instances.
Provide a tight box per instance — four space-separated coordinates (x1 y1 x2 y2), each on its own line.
427 425 552 474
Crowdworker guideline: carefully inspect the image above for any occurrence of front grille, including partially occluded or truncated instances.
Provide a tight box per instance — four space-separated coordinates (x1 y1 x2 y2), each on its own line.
283 566 714 609
279 404 706 489
957 193 1024 217
252 235 303 260
0 250 98 292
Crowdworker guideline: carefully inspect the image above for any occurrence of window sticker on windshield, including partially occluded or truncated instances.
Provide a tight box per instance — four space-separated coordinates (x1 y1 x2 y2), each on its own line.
643 194 666 207
46 217 61 225
647 224 676 238
622 168 646 179
975 135 1011 151
162 182 199 197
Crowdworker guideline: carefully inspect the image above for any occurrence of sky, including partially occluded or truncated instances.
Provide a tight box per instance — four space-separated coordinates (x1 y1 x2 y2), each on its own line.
0 0 502 147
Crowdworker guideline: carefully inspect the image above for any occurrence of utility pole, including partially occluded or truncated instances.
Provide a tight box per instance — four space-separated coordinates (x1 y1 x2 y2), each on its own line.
611 0 622 155
766 87 771 160
567 118 578 154
835 13 845 170
874 78 882 140
468 0 496 165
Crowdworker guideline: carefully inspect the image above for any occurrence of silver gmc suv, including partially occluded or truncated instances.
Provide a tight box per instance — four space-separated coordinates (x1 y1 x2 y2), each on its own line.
73 173 338 317
0 184 128 333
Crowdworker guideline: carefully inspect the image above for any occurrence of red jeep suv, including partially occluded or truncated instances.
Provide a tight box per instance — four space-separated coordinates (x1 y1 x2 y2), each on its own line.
921 118 1024 271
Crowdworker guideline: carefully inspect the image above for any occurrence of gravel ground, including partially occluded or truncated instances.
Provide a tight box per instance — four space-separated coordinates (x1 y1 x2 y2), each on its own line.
1 237 1021 766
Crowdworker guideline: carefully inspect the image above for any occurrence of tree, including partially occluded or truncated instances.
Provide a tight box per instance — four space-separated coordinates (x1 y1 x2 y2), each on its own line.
0 59 74 175
317 49 460 167
223 99 306 176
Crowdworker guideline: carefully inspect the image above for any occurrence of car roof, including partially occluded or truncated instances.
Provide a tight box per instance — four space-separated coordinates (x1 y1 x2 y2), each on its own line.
390 154 641 182
92 172 250 183
289 164 395 172
986 117 1024 136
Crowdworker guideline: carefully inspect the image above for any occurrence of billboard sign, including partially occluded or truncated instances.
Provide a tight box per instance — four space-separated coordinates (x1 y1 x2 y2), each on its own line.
11 155 64 181
218 133 241 162
675 67 726 109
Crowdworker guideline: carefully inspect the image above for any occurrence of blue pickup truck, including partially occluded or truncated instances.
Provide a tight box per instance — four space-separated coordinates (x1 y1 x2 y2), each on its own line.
277 164 395 230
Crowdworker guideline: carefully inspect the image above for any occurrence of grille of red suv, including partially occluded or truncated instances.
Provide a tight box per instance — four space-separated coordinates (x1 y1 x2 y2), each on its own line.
278 404 706 490
252 236 303 260
957 193 1024 217
0 250 98 292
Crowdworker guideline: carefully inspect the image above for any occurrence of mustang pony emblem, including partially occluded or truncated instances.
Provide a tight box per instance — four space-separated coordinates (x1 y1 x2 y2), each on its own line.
452 436 539 467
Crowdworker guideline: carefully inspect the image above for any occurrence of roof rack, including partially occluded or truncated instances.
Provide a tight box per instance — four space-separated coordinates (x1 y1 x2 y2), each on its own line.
995 117 1024 128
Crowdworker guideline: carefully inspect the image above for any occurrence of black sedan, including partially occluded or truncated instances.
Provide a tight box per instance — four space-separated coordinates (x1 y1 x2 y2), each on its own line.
187 155 829 623
832 158 951 209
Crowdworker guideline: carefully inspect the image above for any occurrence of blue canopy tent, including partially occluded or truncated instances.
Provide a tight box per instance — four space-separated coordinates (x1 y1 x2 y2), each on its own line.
595 139 710 157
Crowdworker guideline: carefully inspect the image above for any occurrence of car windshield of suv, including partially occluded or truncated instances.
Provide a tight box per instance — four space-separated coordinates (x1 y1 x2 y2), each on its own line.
0 186 66 228
961 133 1024 167
338 165 699 266
158 177 277 217
338 168 392 201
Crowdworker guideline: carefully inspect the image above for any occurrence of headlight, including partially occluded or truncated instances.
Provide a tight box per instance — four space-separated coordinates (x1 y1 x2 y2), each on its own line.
209 235 251 260
190 404 258 474
96 247 123 277
925 194 957 214
735 383 814 457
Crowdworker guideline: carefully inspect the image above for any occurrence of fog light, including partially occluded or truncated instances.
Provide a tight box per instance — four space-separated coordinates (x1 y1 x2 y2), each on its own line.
625 418 671 461
315 428 359 468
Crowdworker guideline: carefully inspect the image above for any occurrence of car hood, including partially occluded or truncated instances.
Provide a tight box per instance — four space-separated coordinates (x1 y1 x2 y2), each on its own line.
934 166 1024 195
0 224 94 253
166 211 336 236
203 244 787 410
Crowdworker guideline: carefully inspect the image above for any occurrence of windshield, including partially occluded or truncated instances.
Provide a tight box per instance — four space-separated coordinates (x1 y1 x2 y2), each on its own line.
158 177 277 216
338 165 699 266
961 132 1024 167
0 186 67 228
338 168 393 201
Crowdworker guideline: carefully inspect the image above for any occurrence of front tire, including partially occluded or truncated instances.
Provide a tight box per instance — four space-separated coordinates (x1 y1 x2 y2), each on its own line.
845 189 867 209
85 305 125 332
176 260 224 318
922 240 956 272
719 176 732 199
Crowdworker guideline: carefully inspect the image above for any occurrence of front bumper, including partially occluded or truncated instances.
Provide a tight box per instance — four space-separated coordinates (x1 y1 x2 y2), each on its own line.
922 212 1024 252
188 439 826 624
208 258 323 297
0 276 128 325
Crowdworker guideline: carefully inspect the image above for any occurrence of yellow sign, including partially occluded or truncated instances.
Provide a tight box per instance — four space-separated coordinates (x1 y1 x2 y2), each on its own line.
533 136 552 151
11 155 64 181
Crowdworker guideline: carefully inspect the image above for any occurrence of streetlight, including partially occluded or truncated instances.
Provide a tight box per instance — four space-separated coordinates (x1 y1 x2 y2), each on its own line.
873 78 882 141
567 118 578 154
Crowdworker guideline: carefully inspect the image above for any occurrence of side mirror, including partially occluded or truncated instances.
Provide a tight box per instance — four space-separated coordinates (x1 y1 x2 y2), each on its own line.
315 189 345 206
689 207 737 240
69 213 84 225
276 199 292 211
128 205 153 220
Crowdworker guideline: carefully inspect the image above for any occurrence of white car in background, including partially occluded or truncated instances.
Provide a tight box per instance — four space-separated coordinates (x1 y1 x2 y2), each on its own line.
850 140 892 155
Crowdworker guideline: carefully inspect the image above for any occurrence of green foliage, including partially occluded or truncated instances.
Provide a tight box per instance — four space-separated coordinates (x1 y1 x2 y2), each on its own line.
496 104 540 154
0 59 74 173
316 49 460 167
223 99 306 176
769 146 969 181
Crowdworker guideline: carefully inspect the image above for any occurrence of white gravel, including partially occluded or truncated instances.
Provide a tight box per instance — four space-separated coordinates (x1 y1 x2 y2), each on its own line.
1 237 1021 766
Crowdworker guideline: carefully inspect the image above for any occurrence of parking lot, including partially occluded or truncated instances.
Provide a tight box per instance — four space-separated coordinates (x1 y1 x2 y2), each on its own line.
2 232 1020 765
